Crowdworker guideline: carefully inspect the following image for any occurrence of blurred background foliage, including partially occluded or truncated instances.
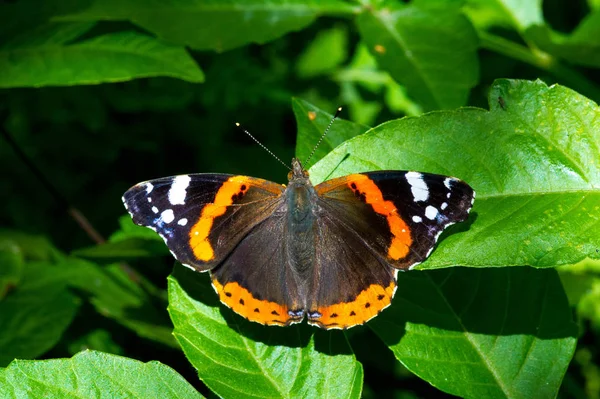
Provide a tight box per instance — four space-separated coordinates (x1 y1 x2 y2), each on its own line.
1 0 600 397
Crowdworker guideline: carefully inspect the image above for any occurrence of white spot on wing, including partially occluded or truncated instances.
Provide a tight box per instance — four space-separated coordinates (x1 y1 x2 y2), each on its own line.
146 182 154 194
168 175 191 205
444 178 453 189
425 205 439 220
147 197 152 202
177 218 188 226
161 209 175 223
412 215 422 223
405 172 429 202
152 206 159 214
441 202 448 210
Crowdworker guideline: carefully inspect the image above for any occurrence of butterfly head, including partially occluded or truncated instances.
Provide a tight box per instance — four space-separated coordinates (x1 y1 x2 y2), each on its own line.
289 158 310 182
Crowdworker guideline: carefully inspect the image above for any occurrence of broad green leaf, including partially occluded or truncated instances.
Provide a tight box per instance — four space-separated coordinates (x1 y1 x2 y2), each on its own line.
168 265 363 399
0 0 92 45
60 258 177 348
526 12 600 68
310 79 600 268
370 267 577 398
72 237 169 261
464 0 543 32
55 0 360 52
296 26 348 78
293 98 369 168
357 2 479 110
0 230 61 261
0 261 81 366
0 350 203 398
0 23 204 88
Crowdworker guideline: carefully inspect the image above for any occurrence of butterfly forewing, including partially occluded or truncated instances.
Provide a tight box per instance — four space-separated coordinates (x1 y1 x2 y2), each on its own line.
122 174 285 271
315 171 475 270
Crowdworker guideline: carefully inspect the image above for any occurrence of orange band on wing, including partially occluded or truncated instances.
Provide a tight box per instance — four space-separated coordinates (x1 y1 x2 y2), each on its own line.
189 176 250 261
347 175 412 260
212 279 295 326
309 282 396 329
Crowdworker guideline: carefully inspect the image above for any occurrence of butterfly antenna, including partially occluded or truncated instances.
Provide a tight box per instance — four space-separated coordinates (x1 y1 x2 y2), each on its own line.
235 123 291 171
304 106 342 167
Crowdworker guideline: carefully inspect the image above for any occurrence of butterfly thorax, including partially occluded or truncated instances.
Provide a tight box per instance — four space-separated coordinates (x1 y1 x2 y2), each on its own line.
286 158 318 280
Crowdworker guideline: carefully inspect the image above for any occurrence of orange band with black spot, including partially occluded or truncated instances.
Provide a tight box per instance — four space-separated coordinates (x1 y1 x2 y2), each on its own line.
188 176 250 261
212 279 294 326
346 174 412 260
309 282 395 329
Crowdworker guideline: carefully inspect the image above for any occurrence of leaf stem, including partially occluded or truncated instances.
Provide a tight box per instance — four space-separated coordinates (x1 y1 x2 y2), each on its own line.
478 31 600 101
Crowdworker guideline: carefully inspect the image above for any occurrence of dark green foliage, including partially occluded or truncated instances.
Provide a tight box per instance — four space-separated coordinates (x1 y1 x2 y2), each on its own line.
1 0 599 398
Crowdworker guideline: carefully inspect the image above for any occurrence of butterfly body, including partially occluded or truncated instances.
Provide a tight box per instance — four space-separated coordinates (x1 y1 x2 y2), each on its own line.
123 158 474 329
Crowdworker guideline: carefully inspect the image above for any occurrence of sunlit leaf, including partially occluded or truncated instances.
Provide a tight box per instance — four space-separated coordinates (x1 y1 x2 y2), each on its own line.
0 261 81 366
168 265 363 399
311 79 600 268
293 98 369 168
464 0 543 31
357 2 479 110
0 350 203 398
0 23 204 88
55 0 360 52
371 267 577 398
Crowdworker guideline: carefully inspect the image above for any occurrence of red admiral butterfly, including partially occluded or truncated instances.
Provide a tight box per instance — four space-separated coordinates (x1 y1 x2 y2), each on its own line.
123 154 474 329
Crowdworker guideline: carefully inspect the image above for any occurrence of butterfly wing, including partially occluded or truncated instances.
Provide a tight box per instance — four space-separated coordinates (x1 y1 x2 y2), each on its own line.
307 171 474 329
122 174 285 271
210 213 305 326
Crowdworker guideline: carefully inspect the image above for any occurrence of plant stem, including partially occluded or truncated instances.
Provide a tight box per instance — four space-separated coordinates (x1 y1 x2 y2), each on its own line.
479 31 600 101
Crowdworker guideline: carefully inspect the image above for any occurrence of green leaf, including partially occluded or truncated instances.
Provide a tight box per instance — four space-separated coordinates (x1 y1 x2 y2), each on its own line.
110 214 165 242
356 2 479 110
168 264 363 399
0 23 204 88
370 267 577 398
0 230 61 262
464 0 543 32
0 350 203 398
0 261 81 366
61 258 177 348
310 79 600 268
334 43 423 124
526 12 600 68
72 237 169 261
293 98 369 168
55 0 359 52
296 26 348 78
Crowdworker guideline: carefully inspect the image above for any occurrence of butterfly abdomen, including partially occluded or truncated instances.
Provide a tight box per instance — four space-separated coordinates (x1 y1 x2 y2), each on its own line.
286 179 318 280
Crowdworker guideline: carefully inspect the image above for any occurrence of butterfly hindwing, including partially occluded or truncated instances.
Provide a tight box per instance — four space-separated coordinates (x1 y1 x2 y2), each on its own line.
210 214 305 326
122 174 285 271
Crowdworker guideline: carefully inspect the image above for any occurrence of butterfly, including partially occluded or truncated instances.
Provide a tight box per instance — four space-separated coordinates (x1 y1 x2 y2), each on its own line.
123 155 474 329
